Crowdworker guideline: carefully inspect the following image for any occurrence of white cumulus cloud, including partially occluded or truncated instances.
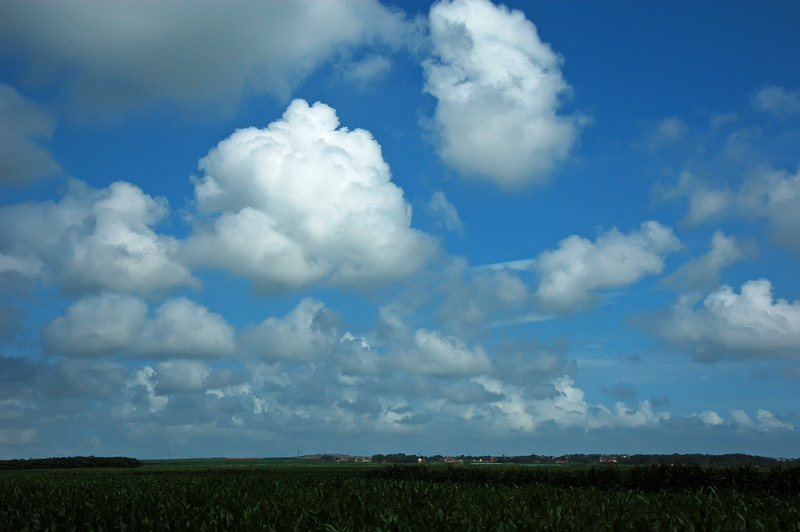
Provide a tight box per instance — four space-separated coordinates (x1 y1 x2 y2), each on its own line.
423 0 583 188
393 329 492 377
696 410 725 426
755 409 794 431
0 178 196 294
0 0 412 118
532 377 669 429
42 293 235 358
473 376 669 433
652 279 800 361
535 221 681 312
239 299 341 362
729 409 793 431
143 298 236 358
186 99 437 292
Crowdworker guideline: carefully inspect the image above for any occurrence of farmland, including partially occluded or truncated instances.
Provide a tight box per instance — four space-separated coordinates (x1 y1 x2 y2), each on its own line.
1 461 798 531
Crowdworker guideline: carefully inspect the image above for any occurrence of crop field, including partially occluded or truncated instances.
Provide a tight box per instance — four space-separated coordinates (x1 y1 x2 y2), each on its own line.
1 463 798 531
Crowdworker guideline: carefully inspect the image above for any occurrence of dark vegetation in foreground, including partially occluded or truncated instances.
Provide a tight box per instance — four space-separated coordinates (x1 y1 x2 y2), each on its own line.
0 456 142 470
369 463 800 494
2 463 800 531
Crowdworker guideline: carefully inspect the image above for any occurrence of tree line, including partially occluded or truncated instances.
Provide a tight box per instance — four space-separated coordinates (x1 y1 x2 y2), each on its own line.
0 456 142 470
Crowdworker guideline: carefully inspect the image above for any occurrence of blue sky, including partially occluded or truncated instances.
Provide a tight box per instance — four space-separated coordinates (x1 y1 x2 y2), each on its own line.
1 0 799 459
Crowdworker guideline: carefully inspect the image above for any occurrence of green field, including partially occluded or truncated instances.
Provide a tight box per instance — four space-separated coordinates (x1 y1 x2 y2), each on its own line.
1 460 798 531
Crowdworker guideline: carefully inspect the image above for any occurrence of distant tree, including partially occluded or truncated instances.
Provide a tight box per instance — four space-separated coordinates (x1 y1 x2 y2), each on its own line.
0 456 142 470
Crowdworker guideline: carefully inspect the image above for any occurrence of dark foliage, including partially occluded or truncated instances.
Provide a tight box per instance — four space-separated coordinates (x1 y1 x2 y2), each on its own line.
3 468 799 531
0 456 142 470
366 463 800 495
371 453 420 463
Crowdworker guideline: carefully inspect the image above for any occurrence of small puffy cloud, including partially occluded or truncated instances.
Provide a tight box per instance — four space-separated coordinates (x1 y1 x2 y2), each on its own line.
730 409 754 428
0 0 411 117
535 221 681 312
696 410 725 426
647 116 687 151
665 231 756 291
393 329 492 377
0 178 196 294
609 400 668 429
728 409 793 431
0 83 61 185
650 279 800 361
186 99 437 292
659 165 800 252
751 86 800 117
427 191 464 233
423 0 583 188
755 409 794 431
239 298 341 362
42 293 235 358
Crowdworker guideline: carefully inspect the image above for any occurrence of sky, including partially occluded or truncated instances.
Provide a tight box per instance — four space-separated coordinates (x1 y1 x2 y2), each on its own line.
1 0 799 460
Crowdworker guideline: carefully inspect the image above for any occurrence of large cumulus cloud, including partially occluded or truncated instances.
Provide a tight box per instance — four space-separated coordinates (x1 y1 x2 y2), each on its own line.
649 279 800 361
0 0 412 118
423 0 584 188
0 179 195 294
186 99 437 292
42 293 235 358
